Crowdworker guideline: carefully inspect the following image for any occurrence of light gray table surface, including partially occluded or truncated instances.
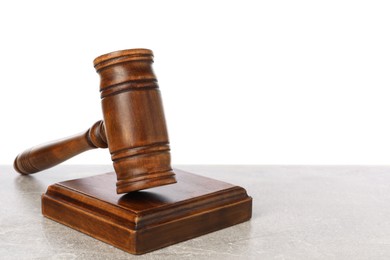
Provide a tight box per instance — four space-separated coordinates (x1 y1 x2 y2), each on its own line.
1 165 390 260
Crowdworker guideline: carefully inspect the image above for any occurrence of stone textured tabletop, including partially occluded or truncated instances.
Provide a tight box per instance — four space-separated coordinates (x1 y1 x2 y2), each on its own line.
1 165 390 259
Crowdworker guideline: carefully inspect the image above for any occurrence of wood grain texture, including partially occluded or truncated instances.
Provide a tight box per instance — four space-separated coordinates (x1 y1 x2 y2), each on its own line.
94 49 176 193
41 169 252 255
14 48 176 193
14 121 107 174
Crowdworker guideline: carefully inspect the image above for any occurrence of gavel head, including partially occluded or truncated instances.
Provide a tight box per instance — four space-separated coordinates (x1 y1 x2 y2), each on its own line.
94 49 176 194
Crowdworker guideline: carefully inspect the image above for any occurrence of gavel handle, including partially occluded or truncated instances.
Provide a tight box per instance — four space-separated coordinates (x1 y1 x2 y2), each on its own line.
14 120 107 175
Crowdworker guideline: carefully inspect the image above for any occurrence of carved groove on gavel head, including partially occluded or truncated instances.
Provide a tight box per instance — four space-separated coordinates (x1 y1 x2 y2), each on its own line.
94 49 177 194
13 49 176 194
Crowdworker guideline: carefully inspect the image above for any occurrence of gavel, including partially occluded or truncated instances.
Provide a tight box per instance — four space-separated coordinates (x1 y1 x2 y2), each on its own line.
14 49 177 194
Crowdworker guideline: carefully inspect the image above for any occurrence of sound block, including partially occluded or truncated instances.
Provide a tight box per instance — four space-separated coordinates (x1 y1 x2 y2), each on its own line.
42 169 252 255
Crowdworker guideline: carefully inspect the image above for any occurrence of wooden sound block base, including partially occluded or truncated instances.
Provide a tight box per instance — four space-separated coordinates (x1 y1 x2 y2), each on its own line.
41 169 252 255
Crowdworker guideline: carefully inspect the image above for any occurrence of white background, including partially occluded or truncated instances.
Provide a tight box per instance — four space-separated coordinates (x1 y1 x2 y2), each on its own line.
1 0 390 165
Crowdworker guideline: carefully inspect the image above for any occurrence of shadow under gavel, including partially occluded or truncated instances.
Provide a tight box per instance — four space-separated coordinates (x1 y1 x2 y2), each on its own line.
14 48 177 194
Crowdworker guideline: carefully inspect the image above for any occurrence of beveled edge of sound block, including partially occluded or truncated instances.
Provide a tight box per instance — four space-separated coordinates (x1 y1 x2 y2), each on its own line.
41 169 252 255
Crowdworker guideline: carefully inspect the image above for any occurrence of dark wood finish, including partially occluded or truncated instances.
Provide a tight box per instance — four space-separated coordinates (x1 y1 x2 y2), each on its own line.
14 48 253 255
14 49 176 193
14 121 107 174
94 49 176 193
42 168 252 255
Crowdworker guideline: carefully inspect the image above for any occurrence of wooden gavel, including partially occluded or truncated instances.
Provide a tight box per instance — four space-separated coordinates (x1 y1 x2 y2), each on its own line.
14 120 107 174
14 49 177 193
